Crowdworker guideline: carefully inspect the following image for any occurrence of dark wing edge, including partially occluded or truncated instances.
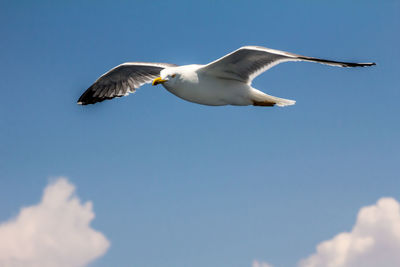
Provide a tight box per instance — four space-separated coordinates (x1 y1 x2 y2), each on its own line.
253 46 377 68
199 46 376 83
296 55 376 68
78 62 177 105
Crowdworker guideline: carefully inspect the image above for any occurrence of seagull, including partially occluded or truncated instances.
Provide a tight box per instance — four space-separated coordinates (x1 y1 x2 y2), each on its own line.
77 46 375 107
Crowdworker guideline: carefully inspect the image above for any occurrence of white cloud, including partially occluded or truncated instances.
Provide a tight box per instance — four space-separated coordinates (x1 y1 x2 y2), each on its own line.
0 178 110 267
299 197 400 267
252 260 274 267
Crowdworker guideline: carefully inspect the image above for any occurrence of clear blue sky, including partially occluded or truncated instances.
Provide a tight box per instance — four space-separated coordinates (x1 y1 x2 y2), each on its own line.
0 0 399 266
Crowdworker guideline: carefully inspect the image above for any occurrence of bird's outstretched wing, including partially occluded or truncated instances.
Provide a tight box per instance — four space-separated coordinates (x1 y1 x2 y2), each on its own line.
199 46 375 84
78 62 177 105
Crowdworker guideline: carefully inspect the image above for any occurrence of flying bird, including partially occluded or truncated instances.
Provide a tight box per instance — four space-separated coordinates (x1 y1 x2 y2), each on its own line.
77 46 375 107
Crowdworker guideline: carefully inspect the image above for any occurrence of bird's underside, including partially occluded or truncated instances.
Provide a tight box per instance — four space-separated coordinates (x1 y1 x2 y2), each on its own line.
77 46 375 107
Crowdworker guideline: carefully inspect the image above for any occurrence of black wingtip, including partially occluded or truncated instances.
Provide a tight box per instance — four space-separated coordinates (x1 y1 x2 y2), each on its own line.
77 91 123 105
77 95 90 105
77 94 96 105
356 62 376 67
340 61 377 67
77 97 107 105
77 100 90 105
298 56 377 68
77 85 110 105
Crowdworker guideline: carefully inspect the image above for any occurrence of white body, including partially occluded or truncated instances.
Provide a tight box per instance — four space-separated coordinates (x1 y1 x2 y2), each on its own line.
160 64 294 107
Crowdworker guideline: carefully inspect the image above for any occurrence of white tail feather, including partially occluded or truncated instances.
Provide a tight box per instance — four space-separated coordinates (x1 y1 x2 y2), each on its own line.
273 97 296 107
251 89 296 107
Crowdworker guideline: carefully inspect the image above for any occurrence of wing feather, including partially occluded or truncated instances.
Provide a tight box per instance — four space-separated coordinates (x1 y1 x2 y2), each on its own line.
78 62 177 105
199 46 375 84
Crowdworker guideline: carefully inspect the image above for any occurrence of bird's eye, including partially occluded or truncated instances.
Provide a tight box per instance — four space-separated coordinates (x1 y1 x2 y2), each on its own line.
171 74 176 78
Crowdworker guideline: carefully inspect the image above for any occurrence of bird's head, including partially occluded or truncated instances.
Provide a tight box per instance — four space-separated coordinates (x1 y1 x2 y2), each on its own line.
152 69 178 86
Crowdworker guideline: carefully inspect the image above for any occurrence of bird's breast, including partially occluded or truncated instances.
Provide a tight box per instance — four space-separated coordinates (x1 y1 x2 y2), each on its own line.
162 75 251 106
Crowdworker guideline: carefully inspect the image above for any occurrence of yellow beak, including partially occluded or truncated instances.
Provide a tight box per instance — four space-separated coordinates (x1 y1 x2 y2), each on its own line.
152 77 167 86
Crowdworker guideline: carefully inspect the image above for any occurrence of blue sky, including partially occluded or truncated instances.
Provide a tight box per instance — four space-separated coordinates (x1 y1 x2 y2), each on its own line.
0 0 399 266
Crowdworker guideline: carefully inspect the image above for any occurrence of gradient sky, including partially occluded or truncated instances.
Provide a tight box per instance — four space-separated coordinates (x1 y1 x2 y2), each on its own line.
0 0 399 266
